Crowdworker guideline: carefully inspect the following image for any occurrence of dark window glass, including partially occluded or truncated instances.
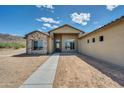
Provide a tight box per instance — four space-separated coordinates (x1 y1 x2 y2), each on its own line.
33 41 38 50
64 40 75 50
32 40 43 50
87 39 89 43
99 36 104 42
72 42 75 49
70 42 75 50
92 38 95 43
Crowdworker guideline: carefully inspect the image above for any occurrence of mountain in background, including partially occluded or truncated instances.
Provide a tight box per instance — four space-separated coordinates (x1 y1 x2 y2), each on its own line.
0 33 25 44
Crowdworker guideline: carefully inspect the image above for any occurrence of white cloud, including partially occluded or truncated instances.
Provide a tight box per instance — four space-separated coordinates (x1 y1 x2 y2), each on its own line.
70 12 91 26
106 5 119 11
35 5 42 8
41 27 47 30
36 17 59 30
43 23 52 28
36 18 41 22
42 5 54 9
36 5 54 9
43 23 58 29
82 22 87 25
52 25 58 28
36 17 60 24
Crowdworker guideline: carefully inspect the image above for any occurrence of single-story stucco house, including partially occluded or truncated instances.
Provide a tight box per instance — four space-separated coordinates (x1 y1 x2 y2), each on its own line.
25 16 124 66
25 24 84 54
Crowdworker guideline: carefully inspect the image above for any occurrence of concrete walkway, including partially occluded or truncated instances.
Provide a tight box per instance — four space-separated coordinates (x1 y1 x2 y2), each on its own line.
20 53 60 88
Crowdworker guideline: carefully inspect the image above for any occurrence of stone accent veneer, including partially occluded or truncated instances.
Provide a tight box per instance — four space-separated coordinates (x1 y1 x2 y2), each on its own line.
26 32 48 54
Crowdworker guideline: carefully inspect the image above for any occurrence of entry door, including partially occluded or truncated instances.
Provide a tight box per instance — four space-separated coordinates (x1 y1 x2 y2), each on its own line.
56 42 60 48
55 39 61 52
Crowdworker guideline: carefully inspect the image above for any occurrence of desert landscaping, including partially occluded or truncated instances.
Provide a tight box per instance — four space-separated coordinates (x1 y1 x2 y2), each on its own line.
53 54 124 88
0 48 49 87
0 49 124 87
0 33 50 87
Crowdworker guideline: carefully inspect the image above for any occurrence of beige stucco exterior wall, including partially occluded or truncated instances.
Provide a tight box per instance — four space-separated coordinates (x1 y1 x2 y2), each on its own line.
26 32 48 54
78 21 124 66
48 37 54 54
49 25 81 53
48 34 79 53
61 34 78 52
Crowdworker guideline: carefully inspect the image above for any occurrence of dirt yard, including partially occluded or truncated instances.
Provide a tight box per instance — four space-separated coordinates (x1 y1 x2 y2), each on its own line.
53 54 123 88
0 48 49 88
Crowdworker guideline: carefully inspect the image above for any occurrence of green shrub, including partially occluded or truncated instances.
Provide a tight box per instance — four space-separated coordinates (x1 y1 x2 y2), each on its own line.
0 42 26 49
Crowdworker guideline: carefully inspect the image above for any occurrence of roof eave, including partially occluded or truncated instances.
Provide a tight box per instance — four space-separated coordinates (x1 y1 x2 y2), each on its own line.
25 30 49 38
48 24 85 33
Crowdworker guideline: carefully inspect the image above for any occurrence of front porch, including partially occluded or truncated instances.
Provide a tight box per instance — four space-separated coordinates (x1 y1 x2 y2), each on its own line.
53 34 78 53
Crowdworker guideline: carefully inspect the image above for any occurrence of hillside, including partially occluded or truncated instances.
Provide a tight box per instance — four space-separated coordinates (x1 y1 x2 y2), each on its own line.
0 33 26 49
0 33 25 43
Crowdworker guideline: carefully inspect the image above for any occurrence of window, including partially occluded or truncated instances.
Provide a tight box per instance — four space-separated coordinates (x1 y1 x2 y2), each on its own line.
92 38 95 43
32 40 43 50
64 39 75 50
55 39 60 43
99 36 104 42
33 41 38 50
55 39 61 49
70 42 75 50
87 39 89 43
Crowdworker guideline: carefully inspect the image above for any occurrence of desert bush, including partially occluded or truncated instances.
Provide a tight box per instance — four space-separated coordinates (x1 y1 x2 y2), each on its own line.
0 42 26 49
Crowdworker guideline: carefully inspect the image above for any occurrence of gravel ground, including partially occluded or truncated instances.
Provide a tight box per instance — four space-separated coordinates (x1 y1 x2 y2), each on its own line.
0 48 25 56
0 49 49 88
53 54 122 88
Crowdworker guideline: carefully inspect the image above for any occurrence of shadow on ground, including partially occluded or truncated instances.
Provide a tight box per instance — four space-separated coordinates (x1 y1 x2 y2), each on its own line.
12 53 50 57
76 54 124 87
59 53 124 87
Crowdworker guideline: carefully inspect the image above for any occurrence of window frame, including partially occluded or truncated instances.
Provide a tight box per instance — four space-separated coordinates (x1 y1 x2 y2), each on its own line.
87 39 89 44
99 36 104 42
32 40 44 50
64 39 75 50
92 38 95 43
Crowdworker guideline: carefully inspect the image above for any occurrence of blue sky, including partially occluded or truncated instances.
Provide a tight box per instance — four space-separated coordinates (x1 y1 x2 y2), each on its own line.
0 5 124 36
